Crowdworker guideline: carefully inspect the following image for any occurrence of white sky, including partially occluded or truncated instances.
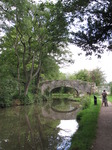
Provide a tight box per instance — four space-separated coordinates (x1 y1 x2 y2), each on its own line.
60 44 112 83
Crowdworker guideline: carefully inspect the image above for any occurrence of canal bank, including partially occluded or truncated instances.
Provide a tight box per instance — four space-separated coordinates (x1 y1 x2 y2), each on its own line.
69 95 101 150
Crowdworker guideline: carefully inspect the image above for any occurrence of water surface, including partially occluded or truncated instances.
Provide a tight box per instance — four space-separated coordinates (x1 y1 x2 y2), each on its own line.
0 99 79 150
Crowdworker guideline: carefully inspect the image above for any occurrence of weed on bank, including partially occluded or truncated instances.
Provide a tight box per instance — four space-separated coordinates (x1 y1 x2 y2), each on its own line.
70 95 101 150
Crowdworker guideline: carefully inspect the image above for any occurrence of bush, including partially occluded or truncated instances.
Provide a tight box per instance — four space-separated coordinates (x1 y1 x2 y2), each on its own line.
0 78 18 107
110 86 112 95
19 92 34 105
76 111 83 122
80 95 91 109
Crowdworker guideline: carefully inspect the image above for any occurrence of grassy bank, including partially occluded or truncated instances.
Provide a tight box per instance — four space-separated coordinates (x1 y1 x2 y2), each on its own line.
70 95 101 150
52 93 80 101
108 95 112 102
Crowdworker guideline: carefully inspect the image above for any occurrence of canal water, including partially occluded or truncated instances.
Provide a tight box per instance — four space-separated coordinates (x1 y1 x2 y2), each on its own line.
0 99 79 150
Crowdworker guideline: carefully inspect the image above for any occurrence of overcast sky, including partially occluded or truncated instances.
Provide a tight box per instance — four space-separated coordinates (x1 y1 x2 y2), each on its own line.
60 44 112 83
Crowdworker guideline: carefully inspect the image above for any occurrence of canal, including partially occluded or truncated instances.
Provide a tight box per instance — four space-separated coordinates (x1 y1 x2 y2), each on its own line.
0 99 79 150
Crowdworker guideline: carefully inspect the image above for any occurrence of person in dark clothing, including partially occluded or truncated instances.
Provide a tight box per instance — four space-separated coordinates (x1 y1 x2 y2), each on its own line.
102 90 108 106
94 95 97 105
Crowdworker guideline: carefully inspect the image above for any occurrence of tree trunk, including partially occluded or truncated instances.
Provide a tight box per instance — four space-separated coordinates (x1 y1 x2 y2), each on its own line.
24 80 31 96
14 33 21 95
24 54 35 96
36 67 41 94
24 53 41 96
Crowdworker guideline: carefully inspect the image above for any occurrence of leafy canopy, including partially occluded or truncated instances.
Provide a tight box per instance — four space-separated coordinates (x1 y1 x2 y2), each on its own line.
62 0 112 57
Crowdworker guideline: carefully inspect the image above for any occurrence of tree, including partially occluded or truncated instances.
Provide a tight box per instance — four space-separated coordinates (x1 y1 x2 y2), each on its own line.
0 49 18 107
58 72 67 80
68 0 112 57
89 68 106 86
0 0 71 98
67 68 105 86
39 56 60 81
75 69 89 81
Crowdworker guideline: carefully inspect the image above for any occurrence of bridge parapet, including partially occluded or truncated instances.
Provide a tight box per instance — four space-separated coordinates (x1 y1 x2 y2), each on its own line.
40 80 95 95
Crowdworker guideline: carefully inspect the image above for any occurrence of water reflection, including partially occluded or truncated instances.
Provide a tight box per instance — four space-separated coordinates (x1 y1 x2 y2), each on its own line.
57 120 78 150
0 99 79 150
57 120 78 137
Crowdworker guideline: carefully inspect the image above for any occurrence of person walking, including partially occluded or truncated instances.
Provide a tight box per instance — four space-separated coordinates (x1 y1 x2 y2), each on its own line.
102 90 108 106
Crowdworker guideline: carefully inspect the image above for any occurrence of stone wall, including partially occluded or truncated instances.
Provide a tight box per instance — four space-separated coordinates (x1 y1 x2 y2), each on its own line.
40 80 95 95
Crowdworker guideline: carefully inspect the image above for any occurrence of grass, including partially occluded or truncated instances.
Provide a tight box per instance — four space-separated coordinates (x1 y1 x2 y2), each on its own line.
52 93 81 101
107 95 112 102
69 95 101 150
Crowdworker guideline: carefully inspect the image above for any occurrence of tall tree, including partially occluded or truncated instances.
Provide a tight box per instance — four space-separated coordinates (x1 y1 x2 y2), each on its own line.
89 68 106 86
0 0 71 97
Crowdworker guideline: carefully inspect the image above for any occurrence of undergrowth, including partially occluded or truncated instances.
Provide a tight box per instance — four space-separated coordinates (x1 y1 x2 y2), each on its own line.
70 95 101 150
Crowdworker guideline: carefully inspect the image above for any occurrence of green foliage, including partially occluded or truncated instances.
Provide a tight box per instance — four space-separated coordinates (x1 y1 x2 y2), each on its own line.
41 56 60 80
68 68 105 86
89 68 106 86
76 111 83 122
34 88 51 103
69 0 112 56
107 95 112 102
75 69 89 81
111 87 112 96
108 82 112 95
70 95 101 150
34 91 43 103
80 95 91 109
58 72 67 80
0 78 18 107
19 92 34 105
0 0 73 106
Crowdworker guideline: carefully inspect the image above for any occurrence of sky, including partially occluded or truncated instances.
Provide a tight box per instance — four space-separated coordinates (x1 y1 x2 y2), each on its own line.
60 44 112 83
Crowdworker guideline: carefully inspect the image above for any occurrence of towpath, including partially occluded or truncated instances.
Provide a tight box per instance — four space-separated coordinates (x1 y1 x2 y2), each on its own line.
92 101 112 150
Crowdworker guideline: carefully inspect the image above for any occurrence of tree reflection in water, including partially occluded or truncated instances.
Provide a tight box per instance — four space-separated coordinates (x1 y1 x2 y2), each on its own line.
0 99 79 150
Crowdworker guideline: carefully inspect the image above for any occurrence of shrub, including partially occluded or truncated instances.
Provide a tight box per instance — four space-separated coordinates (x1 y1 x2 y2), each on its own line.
80 95 91 109
19 92 34 105
0 78 18 107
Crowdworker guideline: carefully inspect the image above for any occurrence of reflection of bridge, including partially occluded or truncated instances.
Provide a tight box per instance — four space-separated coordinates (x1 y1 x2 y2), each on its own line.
40 80 95 95
42 107 80 120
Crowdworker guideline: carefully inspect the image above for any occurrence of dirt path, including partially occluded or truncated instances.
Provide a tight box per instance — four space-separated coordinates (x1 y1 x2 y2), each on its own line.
92 101 112 150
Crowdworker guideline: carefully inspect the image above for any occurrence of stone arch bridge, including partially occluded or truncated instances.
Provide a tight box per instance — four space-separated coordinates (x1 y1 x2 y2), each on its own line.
40 80 95 95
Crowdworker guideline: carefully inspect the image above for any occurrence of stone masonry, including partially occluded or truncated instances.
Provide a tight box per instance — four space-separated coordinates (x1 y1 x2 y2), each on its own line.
40 80 95 95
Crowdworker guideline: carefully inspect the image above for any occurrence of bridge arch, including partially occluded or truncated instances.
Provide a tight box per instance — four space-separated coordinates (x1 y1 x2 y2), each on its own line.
40 80 94 95
50 86 79 96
